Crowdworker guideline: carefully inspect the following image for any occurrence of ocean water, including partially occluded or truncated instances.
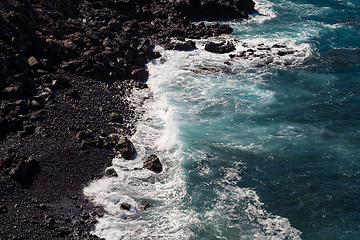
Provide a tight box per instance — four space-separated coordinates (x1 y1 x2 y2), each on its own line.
84 0 360 239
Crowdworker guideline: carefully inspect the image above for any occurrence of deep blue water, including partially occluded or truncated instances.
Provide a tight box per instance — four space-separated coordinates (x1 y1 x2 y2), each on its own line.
84 0 360 239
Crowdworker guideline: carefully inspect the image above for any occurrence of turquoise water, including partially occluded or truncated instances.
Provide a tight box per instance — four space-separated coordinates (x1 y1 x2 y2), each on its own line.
84 0 360 239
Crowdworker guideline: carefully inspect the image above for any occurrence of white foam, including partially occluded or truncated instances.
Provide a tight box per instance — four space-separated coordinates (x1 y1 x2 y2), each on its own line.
84 52 192 239
250 0 277 24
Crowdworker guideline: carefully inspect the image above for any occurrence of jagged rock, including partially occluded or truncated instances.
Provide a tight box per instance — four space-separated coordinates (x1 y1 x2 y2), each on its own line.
1 84 23 100
122 19 139 33
81 212 90 220
104 168 118 177
51 78 70 90
45 218 56 229
143 154 162 173
28 109 46 121
9 157 38 182
204 41 236 54
28 56 40 68
115 137 136 160
31 99 44 109
165 40 196 51
272 44 286 48
63 40 78 53
278 50 295 56
102 37 114 47
120 203 131 210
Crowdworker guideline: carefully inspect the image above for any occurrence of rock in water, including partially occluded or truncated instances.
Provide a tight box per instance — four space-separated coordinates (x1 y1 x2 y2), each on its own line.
143 154 163 173
104 168 118 177
137 200 151 211
120 203 131 211
204 41 236 54
115 137 136 159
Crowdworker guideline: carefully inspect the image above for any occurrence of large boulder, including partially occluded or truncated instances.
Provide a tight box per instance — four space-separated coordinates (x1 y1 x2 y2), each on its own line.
115 137 136 159
204 41 236 54
143 154 163 173
165 40 196 51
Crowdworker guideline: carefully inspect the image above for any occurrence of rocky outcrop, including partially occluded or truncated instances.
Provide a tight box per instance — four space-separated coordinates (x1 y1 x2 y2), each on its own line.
104 168 118 177
228 42 301 67
120 202 131 211
0 0 256 139
164 40 197 51
205 41 236 53
115 137 136 159
0 1 252 139
143 154 163 173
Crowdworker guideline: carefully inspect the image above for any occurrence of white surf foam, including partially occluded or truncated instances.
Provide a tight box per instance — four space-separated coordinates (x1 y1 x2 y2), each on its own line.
84 50 194 239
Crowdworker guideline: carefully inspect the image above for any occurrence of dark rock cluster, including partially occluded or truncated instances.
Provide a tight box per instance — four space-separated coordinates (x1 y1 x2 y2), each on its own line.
0 0 256 238
229 42 302 67
0 0 256 140
205 40 236 53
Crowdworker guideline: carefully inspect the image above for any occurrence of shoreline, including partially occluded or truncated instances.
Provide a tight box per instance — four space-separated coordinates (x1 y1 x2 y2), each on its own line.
0 0 256 238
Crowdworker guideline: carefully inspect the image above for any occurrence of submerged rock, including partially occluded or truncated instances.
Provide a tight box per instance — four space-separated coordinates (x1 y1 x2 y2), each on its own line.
137 200 151 211
143 154 163 173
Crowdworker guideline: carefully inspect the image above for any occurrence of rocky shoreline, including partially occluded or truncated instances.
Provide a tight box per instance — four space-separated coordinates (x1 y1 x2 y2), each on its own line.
0 0 255 239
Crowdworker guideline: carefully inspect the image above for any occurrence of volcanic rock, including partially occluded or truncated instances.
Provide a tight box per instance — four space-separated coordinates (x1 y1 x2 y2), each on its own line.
143 154 163 173
115 137 136 160
205 41 236 54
